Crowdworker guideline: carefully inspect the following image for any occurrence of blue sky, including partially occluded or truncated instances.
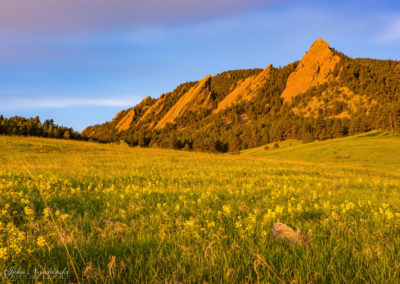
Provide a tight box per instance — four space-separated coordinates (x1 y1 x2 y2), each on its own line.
1 0 400 131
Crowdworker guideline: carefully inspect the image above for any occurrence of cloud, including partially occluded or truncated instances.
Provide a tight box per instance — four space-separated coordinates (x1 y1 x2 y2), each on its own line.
1 95 140 109
0 0 278 35
375 16 400 42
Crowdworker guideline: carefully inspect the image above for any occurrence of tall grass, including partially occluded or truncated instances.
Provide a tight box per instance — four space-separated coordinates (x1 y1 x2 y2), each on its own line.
0 136 399 282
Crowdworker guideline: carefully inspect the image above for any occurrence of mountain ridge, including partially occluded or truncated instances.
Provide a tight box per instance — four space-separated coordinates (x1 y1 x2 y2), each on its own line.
82 39 400 152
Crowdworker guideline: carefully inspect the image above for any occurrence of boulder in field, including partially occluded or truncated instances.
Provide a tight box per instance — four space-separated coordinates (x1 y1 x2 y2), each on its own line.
271 222 310 246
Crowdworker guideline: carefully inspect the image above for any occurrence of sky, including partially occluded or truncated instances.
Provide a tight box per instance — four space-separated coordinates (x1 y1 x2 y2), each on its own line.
1 0 400 131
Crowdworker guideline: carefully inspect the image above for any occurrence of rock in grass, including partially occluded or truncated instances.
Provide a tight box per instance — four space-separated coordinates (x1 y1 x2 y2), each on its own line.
271 222 310 246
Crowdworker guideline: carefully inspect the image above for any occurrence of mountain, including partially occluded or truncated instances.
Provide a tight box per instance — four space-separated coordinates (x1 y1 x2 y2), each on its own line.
82 39 400 152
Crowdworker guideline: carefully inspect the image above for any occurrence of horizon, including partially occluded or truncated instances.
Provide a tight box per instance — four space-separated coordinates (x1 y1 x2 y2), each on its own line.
1 0 400 132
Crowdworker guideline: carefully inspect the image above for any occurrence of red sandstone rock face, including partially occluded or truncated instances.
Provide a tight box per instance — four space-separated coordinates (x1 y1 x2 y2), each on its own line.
155 74 213 129
138 95 168 126
281 39 340 103
116 109 135 132
215 64 273 112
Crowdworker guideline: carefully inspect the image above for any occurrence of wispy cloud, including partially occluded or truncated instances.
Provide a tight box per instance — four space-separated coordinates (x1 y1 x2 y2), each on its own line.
0 0 277 35
375 16 400 42
2 96 140 109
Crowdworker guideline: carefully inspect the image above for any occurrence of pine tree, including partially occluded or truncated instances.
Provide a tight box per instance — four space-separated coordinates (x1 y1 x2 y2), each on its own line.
315 116 327 140
349 117 361 135
228 136 240 154
332 119 344 137
63 131 71 139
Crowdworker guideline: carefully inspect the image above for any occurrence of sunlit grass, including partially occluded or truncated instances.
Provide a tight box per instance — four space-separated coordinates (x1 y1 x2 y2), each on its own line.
243 131 400 172
0 135 399 282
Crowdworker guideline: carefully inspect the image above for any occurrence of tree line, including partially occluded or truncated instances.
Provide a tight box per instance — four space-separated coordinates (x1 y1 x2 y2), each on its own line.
0 115 83 140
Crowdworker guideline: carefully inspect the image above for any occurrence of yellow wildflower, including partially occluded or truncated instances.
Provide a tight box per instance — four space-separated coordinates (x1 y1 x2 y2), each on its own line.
37 236 46 247
0 247 8 260
222 205 232 215
61 214 69 221
43 208 50 218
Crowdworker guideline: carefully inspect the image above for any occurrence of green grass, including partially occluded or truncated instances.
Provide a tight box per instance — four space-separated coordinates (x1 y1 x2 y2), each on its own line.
0 134 399 282
243 131 400 172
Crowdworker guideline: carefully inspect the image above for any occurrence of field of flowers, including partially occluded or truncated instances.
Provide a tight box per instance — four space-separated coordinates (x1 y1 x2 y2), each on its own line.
0 136 399 282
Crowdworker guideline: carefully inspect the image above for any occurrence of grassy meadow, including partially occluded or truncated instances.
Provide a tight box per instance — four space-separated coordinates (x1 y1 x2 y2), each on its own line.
0 134 400 282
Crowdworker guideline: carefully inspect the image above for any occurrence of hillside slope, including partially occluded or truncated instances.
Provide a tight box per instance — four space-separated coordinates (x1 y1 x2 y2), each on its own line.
82 39 400 152
242 131 400 172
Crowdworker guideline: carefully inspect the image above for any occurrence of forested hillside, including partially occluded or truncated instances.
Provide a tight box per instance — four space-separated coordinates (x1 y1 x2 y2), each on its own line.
82 39 400 152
